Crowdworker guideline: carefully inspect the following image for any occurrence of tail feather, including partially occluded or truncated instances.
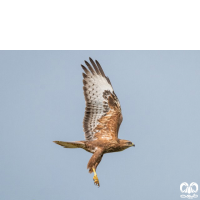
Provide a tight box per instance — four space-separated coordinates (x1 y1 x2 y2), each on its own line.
53 141 85 148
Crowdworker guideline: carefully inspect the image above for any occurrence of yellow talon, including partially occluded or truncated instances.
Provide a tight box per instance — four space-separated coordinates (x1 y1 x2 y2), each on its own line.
92 168 100 187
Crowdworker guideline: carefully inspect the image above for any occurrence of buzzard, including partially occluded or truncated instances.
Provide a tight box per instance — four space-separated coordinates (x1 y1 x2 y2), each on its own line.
54 58 135 187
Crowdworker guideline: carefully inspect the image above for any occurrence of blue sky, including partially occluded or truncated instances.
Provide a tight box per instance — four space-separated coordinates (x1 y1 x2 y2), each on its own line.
1 51 200 200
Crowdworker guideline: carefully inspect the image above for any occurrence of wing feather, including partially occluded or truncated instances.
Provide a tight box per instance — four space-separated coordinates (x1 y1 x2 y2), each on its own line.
95 60 106 77
89 57 100 75
82 58 123 141
81 65 90 74
82 73 87 79
85 60 96 75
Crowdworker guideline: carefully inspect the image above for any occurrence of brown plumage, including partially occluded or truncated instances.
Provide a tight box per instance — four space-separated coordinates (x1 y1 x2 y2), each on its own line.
54 58 135 187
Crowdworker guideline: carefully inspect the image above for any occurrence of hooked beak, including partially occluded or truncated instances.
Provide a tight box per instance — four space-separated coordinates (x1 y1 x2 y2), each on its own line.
132 143 135 147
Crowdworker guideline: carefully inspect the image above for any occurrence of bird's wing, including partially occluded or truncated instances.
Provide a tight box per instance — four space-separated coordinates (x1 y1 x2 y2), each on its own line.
82 58 123 141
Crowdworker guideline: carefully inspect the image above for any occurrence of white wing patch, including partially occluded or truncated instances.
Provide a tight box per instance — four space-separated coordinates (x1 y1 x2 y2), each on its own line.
82 58 114 140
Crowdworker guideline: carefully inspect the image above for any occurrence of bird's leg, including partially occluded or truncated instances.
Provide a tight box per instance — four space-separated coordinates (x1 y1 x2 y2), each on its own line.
92 167 100 187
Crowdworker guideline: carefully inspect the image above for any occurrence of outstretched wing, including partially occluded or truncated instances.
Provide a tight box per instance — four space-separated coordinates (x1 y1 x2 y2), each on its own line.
82 58 123 141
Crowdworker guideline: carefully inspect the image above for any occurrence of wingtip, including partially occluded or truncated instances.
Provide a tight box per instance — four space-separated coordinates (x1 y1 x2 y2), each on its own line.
84 60 88 64
89 57 93 62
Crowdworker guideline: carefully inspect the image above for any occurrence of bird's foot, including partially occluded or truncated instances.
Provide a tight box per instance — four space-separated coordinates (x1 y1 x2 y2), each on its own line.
93 174 100 187
92 167 100 187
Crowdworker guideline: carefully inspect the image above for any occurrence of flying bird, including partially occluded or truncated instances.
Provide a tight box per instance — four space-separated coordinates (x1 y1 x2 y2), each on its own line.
54 58 135 187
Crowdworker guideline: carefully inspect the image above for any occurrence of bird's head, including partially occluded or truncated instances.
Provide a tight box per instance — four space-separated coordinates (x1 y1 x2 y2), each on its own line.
119 139 135 149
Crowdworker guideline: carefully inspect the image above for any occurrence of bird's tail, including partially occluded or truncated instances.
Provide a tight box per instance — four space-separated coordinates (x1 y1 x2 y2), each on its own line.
53 141 86 148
